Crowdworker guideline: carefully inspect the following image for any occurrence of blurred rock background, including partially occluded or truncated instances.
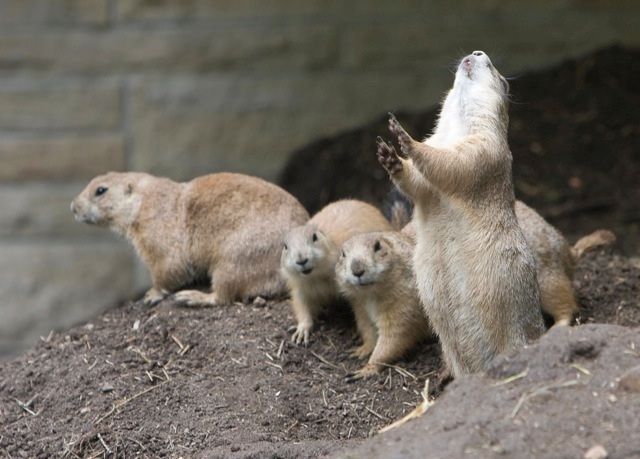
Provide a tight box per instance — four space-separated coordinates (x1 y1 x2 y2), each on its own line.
1 0 639 357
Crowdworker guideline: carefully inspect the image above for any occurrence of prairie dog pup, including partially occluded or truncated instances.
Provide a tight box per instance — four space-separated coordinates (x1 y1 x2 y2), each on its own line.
336 231 433 381
71 172 309 306
378 51 545 377
516 201 615 326
281 200 392 344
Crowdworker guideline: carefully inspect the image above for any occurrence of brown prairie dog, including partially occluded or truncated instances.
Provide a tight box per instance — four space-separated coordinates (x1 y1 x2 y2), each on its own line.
335 231 433 381
281 199 393 344
378 51 546 378
71 172 309 306
516 201 615 326
397 200 614 326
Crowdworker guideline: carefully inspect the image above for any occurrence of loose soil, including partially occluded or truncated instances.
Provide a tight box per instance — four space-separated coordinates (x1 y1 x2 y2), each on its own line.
343 323 640 459
280 45 640 255
0 249 638 458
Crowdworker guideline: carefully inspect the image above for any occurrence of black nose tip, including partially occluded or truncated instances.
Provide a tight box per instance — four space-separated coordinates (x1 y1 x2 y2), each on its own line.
473 51 483 56
296 258 308 266
352 268 365 278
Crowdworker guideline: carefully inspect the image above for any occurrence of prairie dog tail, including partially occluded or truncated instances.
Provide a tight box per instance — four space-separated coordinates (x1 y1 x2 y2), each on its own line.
384 187 413 230
571 229 616 259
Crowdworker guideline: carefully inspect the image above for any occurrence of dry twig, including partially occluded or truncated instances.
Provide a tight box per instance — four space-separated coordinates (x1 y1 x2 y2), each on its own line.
379 379 433 433
493 367 529 386
96 433 112 455
365 406 388 421
511 379 581 418
309 351 342 371
95 381 168 425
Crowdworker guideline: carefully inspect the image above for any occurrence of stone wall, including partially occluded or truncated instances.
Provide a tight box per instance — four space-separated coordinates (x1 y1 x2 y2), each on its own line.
1 0 639 357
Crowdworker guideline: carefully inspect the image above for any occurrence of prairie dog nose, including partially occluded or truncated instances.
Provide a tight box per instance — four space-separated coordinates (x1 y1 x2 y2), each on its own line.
472 50 484 56
351 260 365 278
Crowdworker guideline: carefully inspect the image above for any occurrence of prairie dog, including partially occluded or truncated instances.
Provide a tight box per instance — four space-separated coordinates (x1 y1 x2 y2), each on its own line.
336 231 433 381
378 51 545 377
281 200 392 344
516 201 615 326
391 197 615 326
71 172 309 306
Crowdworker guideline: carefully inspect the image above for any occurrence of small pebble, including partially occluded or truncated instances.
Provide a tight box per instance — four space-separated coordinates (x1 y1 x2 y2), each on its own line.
584 444 608 459
253 296 267 308
100 383 114 393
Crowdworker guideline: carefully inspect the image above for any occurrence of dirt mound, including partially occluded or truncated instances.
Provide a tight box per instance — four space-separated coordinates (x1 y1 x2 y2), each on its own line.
0 249 637 457
279 45 640 254
340 323 640 459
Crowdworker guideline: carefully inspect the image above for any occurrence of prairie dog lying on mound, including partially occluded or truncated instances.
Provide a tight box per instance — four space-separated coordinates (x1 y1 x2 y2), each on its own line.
71 172 309 306
336 231 433 381
378 51 545 377
281 200 392 344
516 201 615 326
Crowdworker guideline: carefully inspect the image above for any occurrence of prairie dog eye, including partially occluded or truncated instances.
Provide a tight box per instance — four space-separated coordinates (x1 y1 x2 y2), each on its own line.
95 186 108 197
374 241 382 252
283 243 288 250
312 233 318 242
341 250 345 258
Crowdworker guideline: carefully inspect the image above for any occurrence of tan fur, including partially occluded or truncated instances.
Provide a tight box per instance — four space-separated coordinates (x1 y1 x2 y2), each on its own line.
336 231 433 381
571 229 616 259
378 51 545 377
515 201 576 326
517 201 616 326
397 201 613 328
71 172 309 306
281 200 392 344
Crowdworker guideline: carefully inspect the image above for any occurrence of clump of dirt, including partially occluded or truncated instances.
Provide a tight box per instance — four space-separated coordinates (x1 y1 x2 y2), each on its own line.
280 45 640 254
1 248 638 458
344 323 640 459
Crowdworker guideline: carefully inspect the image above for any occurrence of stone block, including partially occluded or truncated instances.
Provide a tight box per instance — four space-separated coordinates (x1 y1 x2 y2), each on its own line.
0 80 121 130
116 0 343 22
0 0 108 25
0 134 125 181
0 242 135 357
129 74 451 181
0 25 337 74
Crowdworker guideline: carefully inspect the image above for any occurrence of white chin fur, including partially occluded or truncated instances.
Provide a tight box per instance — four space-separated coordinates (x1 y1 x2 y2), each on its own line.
75 213 95 224
346 275 376 287
286 264 314 276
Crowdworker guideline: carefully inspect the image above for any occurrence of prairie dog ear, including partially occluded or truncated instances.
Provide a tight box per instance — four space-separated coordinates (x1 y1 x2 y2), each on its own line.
126 183 134 195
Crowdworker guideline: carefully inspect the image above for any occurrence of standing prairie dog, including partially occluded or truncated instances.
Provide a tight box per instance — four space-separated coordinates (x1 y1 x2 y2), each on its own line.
71 172 309 306
336 231 433 381
281 200 393 344
378 51 545 378
396 199 615 326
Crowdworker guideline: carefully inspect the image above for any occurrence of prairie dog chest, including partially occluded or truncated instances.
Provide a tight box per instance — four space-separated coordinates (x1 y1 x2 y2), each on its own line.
362 298 381 329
